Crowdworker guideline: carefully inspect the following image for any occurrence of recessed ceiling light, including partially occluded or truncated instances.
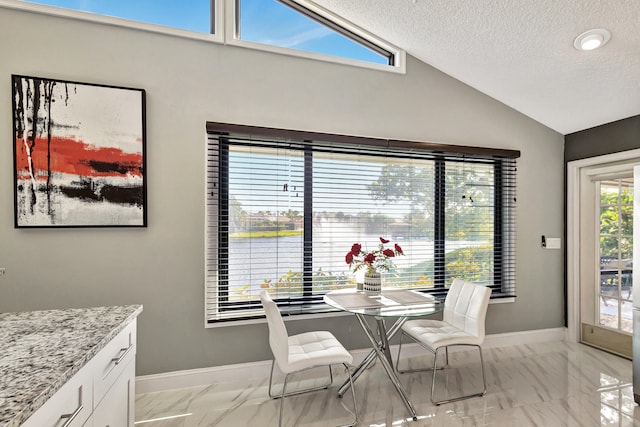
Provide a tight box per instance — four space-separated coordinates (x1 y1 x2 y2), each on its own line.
574 29 611 51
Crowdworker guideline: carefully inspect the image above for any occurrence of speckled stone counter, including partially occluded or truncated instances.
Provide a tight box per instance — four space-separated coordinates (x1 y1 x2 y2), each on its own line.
0 305 143 427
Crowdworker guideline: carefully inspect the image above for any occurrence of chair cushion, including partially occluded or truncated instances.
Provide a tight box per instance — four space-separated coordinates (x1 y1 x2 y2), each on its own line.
279 331 353 373
443 279 491 337
402 318 485 349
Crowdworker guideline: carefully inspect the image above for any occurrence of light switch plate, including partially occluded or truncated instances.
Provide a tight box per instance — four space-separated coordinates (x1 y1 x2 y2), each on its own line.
546 238 561 249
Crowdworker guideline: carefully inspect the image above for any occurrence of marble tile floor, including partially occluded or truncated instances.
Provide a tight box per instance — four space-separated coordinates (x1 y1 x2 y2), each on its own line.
135 341 640 426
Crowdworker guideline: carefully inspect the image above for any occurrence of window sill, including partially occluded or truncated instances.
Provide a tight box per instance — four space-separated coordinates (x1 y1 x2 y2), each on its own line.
204 309 351 328
490 297 516 304
224 37 406 75
205 296 514 328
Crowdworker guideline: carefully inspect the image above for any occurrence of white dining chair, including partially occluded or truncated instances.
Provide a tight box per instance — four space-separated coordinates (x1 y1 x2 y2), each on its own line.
395 278 492 405
259 291 358 427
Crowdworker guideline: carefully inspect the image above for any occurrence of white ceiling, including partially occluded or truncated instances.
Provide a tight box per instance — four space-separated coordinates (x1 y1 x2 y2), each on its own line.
312 0 640 135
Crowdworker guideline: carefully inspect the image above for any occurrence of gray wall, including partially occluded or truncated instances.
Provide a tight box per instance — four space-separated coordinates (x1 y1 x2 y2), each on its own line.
0 6 565 376
565 115 640 162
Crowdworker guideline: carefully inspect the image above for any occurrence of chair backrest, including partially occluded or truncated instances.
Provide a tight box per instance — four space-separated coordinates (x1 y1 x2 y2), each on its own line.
260 291 289 368
443 278 492 340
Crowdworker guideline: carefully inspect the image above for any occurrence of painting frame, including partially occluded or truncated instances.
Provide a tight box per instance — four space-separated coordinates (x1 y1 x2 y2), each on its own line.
12 75 147 228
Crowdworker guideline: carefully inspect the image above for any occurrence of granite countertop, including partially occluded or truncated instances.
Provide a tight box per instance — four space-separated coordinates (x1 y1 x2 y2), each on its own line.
0 305 143 427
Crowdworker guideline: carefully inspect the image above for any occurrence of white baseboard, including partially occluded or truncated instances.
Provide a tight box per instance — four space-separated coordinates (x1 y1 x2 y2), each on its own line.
135 327 567 394
483 326 566 348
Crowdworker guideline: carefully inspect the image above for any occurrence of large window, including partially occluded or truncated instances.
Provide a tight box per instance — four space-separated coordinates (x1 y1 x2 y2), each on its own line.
206 123 518 322
16 0 402 71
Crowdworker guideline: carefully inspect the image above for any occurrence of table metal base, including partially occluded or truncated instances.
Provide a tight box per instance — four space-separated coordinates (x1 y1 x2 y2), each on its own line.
338 314 418 421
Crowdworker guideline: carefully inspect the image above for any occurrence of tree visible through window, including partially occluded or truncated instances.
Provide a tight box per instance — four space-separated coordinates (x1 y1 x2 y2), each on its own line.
206 124 518 322
598 178 633 333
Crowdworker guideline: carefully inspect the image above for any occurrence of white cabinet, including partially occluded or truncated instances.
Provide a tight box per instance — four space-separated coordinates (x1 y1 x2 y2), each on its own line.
22 320 137 427
21 368 92 427
89 361 135 427
92 319 136 420
91 319 136 427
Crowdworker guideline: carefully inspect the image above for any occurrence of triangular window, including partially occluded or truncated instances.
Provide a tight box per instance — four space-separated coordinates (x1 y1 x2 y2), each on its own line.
236 0 395 66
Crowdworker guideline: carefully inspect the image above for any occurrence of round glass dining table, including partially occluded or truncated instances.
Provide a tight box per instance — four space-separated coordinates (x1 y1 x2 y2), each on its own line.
324 287 442 318
324 288 443 421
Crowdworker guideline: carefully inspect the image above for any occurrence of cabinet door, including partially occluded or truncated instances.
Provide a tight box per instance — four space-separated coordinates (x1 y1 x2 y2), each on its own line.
21 368 92 427
92 360 135 427
93 321 137 404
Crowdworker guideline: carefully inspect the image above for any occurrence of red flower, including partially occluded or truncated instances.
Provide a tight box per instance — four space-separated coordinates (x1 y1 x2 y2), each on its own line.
350 243 362 256
345 252 354 264
345 238 405 274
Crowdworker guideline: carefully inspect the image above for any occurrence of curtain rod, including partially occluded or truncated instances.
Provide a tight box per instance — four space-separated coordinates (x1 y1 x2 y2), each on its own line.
206 122 521 159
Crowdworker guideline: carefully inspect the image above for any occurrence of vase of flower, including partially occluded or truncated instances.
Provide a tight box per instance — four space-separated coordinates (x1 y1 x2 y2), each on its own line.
345 237 404 294
363 271 382 295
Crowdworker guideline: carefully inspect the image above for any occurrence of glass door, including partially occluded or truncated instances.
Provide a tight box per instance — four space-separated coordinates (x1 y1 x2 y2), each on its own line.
585 177 634 357
572 156 640 357
598 178 633 334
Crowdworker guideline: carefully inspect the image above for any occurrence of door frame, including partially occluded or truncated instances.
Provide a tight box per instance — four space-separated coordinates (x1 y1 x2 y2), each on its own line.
567 148 640 343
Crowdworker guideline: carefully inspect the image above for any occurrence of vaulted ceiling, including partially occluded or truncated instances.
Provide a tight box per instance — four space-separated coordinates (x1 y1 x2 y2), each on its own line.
313 0 640 135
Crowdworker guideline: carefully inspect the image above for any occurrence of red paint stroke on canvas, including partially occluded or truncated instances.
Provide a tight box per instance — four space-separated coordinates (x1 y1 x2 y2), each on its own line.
15 136 142 180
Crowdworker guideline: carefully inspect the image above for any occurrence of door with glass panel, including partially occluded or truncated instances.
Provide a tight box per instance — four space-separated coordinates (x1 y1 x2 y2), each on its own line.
584 177 633 357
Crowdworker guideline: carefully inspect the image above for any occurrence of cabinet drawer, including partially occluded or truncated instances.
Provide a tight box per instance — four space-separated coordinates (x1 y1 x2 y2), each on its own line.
22 367 92 427
92 320 136 407
92 360 135 427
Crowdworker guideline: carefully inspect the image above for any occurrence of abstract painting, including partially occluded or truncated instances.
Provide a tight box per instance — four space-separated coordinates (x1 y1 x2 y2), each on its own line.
12 75 146 227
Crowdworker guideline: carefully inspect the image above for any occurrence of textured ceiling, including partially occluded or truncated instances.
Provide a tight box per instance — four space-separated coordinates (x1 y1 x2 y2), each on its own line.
312 0 640 135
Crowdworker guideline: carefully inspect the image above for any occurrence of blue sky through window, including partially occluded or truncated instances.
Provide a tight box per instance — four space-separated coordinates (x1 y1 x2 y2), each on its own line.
238 0 388 65
24 0 211 32
23 0 389 65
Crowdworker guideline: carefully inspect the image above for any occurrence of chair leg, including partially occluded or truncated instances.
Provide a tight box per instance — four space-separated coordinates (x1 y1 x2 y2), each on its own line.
268 359 277 398
479 345 487 395
430 347 440 404
430 345 487 406
396 332 446 374
276 365 358 427
342 363 359 427
269 359 334 399
279 372 290 427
